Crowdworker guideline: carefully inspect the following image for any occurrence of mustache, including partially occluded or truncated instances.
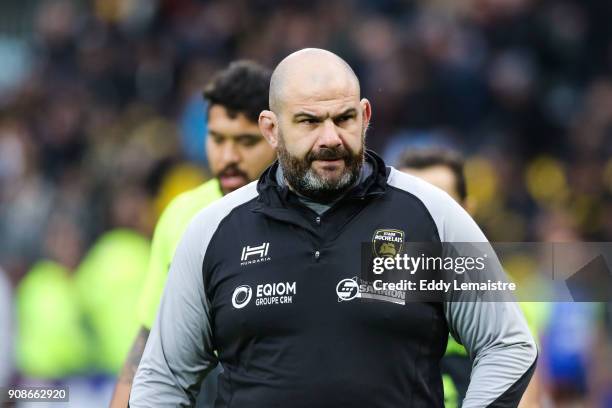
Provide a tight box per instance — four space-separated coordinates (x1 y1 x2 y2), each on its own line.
306 146 352 163
217 164 248 179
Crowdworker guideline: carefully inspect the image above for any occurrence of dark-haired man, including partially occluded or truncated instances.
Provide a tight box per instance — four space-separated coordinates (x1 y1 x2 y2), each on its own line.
109 60 275 407
399 147 472 406
131 49 536 407
398 147 467 205
399 147 543 407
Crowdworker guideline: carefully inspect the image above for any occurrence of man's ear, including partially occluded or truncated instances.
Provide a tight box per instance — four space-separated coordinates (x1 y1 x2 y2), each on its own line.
259 110 279 148
360 98 372 131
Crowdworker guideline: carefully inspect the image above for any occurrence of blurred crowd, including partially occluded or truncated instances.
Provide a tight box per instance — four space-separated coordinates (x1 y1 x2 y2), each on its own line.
0 0 610 406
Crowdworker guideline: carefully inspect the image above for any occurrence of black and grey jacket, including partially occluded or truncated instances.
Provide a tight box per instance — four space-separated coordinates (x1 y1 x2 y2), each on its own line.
131 151 537 408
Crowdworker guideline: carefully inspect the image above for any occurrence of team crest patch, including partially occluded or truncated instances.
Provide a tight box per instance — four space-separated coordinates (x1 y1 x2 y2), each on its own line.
372 229 405 258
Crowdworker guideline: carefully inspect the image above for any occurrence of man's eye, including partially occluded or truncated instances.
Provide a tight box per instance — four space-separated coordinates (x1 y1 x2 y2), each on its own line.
238 138 259 147
336 115 353 123
300 118 318 124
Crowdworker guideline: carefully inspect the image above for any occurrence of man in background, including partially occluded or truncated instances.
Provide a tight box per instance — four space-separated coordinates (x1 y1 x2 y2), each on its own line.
398 147 542 407
109 60 276 407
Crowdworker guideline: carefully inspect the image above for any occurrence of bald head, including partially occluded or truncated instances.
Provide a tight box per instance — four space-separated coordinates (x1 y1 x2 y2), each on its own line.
269 48 360 113
258 48 372 203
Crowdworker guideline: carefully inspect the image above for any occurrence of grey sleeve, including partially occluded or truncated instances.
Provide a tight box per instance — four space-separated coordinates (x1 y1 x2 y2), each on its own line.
437 192 537 407
388 169 537 407
130 182 259 407
129 211 218 407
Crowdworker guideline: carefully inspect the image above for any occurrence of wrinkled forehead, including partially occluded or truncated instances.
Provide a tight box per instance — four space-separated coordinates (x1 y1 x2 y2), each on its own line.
282 73 360 114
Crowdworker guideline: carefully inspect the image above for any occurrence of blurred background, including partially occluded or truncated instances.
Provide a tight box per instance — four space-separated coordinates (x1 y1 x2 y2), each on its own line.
0 0 610 406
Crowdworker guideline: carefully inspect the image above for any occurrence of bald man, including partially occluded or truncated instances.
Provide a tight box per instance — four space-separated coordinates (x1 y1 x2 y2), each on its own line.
130 49 536 407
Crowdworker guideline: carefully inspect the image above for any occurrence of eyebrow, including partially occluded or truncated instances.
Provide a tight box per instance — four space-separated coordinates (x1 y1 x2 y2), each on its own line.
293 108 358 122
208 130 263 139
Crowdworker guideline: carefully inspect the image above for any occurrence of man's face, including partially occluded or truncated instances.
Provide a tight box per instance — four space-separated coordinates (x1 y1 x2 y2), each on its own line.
401 165 462 203
206 104 276 194
274 81 370 202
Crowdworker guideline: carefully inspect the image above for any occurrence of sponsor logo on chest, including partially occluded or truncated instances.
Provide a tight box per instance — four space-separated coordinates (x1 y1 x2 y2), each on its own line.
231 281 297 309
240 242 271 266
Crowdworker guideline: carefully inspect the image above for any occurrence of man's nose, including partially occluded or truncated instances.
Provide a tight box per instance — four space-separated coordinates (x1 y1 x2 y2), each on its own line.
317 119 342 149
220 141 240 164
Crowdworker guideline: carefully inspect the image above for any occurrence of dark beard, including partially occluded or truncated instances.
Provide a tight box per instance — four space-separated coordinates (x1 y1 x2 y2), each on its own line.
277 136 364 204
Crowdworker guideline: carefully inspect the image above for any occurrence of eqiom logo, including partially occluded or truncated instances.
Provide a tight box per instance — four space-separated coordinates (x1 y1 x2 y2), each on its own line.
231 281 296 309
336 278 360 301
231 285 253 309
